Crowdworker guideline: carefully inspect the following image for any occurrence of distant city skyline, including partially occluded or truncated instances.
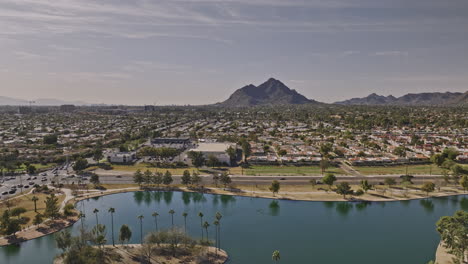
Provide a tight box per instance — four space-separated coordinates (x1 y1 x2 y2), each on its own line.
1 0 468 105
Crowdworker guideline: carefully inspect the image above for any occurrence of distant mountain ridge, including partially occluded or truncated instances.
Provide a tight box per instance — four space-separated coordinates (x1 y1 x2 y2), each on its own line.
0 96 88 106
335 91 467 106
218 78 319 107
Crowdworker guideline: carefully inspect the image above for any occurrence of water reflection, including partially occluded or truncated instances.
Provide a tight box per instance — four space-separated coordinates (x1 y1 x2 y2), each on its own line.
163 191 173 205
133 191 144 205
336 202 353 217
460 197 468 211
420 199 434 214
355 201 371 211
220 195 236 207
182 192 191 205
399 200 410 207
269 200 280 216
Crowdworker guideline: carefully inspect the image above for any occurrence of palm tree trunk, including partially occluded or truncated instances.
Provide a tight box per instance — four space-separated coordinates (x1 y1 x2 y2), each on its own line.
111 214 115 246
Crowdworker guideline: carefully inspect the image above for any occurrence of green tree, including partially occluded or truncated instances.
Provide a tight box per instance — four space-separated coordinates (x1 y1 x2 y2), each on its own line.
309 179 317 190
152 211 159 232
384 178 397 189
108 207 116 246
43 134 58 145
188 151 205 168
92 224 107 249
133 169 144 187
191 172 202 186
203 221 210 242
93 208 99 226
431 154 445 167
55 230 72 253
421 182 436 197
181 170 191 186
163 170 173 186
11 207 27 219
119 224 132 245
460 175 468 192
90 174 100 186
272 250 281 263
93 148 103 165
206 154 220 168
143 169 152 186
269 180 280 197
27 164 37 175
225 146 237 166
182 212 188 233
335 182 353 198
319 159 330 175
169 209 175 228
322 173 337 191
152 172 163 187
198 212 204 240
137 215 144 244
220 172 232 188
33 213 43 225
44 194 60 219
360 180 372 193
72 158 88 171
31 195 39 212
436 210 467 263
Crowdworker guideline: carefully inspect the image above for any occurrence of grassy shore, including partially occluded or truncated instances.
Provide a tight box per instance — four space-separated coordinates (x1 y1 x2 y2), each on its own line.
355 164 448 175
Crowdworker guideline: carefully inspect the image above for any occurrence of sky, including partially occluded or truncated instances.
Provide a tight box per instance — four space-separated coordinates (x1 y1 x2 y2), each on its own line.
1 0 468 105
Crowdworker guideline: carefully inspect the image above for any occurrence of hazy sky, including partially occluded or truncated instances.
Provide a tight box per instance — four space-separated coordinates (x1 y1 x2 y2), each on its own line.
1 0 468 105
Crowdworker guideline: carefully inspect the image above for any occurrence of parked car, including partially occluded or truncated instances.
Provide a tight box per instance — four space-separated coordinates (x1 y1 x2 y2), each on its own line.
2 191 8 195
9 189 16 194
29 181 34 185
26 177 31 180
32 176 37 180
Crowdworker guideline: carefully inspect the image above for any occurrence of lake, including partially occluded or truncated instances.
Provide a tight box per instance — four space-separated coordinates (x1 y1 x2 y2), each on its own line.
1 191 467 264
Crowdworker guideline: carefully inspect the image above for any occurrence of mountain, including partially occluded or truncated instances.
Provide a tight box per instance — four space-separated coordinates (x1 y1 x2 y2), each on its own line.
0 96 88 106
335 91 466 106
218 78 318 107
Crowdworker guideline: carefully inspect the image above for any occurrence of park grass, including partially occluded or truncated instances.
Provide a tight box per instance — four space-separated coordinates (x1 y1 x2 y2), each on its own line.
355 164 449 175
13 163 56 173
0 192 65 228
109 164 202 175
239 165 347 176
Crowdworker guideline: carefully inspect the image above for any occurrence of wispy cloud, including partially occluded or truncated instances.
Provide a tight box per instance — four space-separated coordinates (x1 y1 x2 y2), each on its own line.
373 51 409 56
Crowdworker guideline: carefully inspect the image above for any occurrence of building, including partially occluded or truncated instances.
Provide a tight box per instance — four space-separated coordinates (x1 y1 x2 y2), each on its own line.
107 152 137 164
151 138 192 149
186 142 236 165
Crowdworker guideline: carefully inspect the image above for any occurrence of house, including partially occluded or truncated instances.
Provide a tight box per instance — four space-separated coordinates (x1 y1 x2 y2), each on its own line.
107 152 137 164
186 143 236 165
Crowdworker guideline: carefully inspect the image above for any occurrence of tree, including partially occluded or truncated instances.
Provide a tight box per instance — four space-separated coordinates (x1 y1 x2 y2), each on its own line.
225 146 237 166
188 151 205 168
421 182 436 197
335 182 353 199
431 154 445 167
143 170 153 186
384 178 397 189
93 148 103 165
152 212 159 232
203 221 210 242
108 207 116 246
215 212 222 250
92 224 107 248
72 158 88 171
322 173 337 191
152 172 163 187
137 215 144 244
181 170 191 186
206 154 220 168
269 180 280 197
436 210 467 263
11 207 27 219
240 139 251 162
191 172 202 186
220 172 232 188
309 179 317 190
119 224 132 245
133 169 144 187
55 230 72 253
93 208 99 226
90 174 100 186
198 212 204 240
169 209 175 228
460 175 468 192
43 134 58 145
360 180 372 193
212 173 220 187
393 146 406 157
31 195 39 212
272 250 281 263
319 159 329 175
163 170 173 186
27 164 37 175
33 213 43 225
44 194 60 219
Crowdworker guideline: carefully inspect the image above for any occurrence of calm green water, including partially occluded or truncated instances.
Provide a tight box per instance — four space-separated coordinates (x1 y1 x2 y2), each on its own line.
1 192 467 264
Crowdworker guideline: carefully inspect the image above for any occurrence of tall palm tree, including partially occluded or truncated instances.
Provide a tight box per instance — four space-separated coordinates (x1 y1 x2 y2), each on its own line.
169 209 175 228
215 212 222 249
151 211 159 232
93 208 99 226
198 212 204 240
203 221 210 243
272 250 281 263
137 215 144 244
108 207 116 246
213 220 219 255
31 196 39 212
78 211 85 230
182 212 188 233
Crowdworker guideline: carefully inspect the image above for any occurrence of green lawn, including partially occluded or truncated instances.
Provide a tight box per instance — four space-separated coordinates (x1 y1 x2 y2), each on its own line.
14 163 56 173
241 165 347 176
355 164 449 175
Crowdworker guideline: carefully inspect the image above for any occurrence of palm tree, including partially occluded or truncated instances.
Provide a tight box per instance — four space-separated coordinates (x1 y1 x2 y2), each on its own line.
108 207 116 246
137 215 144 244
151 211 159 232
78 211 85 230
272 250 281 263
203 221 210 243
198 212 204 240
213 220 219 255
31 196 39 212
182 212 188 233
169 209 175 228
215 212 222 249
93 208 99 226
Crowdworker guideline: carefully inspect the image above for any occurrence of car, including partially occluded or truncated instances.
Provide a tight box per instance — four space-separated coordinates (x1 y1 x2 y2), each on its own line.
116 175 122 178
1 191 8 195
29 181 34 185
26 177 31 180
9 189 16 194
11 186 17 189
40 173 46 176
17 184 23 188
24 185 29 188
280 177 286 180
32 176 37 180
41 178 47 182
